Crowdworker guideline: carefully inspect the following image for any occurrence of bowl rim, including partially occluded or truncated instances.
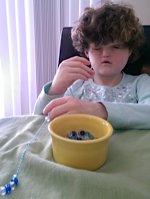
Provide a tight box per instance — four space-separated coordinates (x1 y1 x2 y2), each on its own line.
48 114 113 144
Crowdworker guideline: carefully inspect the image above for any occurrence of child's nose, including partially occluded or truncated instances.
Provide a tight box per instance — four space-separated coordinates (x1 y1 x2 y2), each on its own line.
102 47 110 57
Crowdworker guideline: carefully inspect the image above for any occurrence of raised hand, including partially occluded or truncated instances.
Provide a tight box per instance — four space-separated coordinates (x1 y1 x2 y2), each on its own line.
48 56 94 95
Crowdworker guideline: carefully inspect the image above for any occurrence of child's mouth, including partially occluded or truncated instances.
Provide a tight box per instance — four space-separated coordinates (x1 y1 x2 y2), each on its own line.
102 60 111 64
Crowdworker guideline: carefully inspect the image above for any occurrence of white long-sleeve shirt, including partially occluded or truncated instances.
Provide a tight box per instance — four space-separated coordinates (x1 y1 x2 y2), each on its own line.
33 73 150 129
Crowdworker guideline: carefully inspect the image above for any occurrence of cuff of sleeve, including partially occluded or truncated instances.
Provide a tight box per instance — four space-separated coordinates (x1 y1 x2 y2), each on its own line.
102 102 125 129
33 82 64 115
44 82 52 94
43 82 64 99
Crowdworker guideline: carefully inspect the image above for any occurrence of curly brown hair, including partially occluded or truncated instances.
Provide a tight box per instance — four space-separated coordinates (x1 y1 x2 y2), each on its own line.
71 2 145 63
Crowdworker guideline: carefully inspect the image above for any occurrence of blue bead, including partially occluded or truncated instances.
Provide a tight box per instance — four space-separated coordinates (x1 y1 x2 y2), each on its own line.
5 184 11 194
71 131 77 136
80 130 85 136
85 131 90 136
71 135 77 140
89 134 94 140
66 130 96 141
11 177 18 185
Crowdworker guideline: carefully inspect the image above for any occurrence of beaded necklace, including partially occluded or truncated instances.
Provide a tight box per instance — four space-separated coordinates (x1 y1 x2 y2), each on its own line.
0 116 49 196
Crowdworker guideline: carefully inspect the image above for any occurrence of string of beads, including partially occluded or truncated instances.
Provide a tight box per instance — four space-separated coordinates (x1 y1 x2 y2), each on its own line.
0 118 48 196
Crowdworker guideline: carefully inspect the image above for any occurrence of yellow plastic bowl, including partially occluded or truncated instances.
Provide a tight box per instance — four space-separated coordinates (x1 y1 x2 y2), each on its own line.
48 114 113 171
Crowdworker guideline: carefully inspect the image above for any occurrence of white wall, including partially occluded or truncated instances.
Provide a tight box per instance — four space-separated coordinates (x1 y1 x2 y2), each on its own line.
114 0 150 25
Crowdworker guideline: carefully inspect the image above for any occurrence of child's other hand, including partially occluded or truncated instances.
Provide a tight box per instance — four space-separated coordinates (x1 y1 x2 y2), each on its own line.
43 96 108 121
48 56 94 95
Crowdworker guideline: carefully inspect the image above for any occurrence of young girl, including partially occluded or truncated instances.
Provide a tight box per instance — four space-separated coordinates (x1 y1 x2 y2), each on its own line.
34 2 150 129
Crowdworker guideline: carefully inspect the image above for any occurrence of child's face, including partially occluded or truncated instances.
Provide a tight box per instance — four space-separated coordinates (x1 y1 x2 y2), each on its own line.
85 42 132 78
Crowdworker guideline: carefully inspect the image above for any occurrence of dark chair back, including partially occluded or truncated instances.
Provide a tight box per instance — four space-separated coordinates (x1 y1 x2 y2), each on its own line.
58 26 150 75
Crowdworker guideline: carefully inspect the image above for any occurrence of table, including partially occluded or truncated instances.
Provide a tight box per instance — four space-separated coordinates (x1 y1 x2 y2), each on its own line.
0 115 150 199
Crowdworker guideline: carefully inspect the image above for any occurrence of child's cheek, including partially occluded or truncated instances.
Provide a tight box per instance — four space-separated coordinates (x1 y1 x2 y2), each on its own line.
115 54 128 68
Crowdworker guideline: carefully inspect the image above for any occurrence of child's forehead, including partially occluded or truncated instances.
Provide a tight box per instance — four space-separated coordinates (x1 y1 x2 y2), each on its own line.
90 41 123 47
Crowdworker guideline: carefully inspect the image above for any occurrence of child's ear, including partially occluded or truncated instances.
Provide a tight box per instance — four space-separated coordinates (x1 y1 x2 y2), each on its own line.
84 49 89 58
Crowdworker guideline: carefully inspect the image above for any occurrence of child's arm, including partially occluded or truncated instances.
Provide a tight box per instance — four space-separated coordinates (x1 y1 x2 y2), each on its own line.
102 102 150 129
33 82 64 115
33 56 94 115
43 96 108 121
102 74 150 129
43 74 150 129
42 95 150 129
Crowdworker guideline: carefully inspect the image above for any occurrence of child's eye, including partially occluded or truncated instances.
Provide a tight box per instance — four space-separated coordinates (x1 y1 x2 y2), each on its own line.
94 47 101 51
114 46 120 49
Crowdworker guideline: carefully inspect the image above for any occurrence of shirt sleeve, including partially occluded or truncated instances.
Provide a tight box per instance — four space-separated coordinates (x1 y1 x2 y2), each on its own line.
137 74 150 104
102 74 150 129
33 82 64 115
102 102 150 129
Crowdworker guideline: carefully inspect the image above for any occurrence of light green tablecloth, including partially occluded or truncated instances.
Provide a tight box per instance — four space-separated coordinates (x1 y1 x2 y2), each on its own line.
0 115 150 199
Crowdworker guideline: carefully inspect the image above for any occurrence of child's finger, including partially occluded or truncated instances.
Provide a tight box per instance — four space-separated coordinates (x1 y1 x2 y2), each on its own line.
65 56 91 66
43 97 67 115
66 65 94 78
